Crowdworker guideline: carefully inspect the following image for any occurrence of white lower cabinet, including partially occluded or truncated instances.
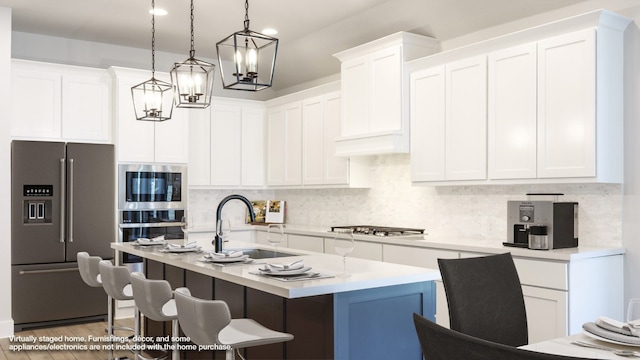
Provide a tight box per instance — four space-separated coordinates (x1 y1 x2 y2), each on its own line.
287 234 324 253
380 245 622 343
324 238 382 261
255 230 288 248
522 285 567 344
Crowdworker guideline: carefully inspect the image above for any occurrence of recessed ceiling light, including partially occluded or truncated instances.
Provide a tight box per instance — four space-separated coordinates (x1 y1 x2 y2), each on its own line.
262 28 278 36
149 8 168 16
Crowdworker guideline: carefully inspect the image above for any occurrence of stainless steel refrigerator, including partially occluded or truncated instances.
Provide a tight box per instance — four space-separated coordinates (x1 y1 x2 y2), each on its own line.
11 140 115 330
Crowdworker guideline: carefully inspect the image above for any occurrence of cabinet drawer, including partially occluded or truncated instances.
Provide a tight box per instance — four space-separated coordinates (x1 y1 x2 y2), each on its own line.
383 244 458 269
288 234 324 253
324 239 383 261
461 252 568 290
513 258 568 290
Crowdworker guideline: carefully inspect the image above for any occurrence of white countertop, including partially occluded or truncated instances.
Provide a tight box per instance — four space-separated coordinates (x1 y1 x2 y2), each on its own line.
111 240 440 299
191 223 625 262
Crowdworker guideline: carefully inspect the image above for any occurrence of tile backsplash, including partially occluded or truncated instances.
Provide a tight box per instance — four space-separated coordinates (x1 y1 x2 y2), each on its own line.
189 154 622 247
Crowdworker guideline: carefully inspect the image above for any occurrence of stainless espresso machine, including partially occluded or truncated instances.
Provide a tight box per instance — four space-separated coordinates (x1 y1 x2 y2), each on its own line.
505 200 579 250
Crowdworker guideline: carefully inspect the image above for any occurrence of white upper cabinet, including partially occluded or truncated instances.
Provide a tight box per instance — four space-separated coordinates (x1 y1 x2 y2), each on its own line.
410 66 446 182
445 56 487 181
11 59 112 143
302 91 367 186
267 87 371 188
267 102 302 186
488 43 538 180
110 67 189 164
537 30 596 179
241 106 267 187
188 98 266 188
410 56 487 182
334 32 439 156
409 9 630 185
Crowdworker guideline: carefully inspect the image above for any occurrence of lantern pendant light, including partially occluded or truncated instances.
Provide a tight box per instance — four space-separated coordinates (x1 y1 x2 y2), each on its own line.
170 0 215 108
216 0 279 91
131 0 174 121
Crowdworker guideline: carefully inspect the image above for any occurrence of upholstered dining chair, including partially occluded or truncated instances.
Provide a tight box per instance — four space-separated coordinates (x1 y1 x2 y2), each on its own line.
412 313 591 360
437 252 528 347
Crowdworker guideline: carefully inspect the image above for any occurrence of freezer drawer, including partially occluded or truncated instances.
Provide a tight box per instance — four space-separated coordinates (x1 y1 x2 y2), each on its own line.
12 262 107 330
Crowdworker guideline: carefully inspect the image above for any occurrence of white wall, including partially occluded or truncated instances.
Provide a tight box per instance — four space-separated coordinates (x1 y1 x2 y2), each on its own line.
0 6 12 337
622 7 640 303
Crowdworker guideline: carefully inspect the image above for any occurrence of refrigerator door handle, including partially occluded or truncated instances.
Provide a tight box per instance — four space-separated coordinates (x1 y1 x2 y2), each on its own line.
60 158 66 243
68 158 74 243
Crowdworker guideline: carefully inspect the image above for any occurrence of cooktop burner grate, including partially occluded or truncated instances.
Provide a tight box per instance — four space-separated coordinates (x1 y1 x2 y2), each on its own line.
330 225 425 237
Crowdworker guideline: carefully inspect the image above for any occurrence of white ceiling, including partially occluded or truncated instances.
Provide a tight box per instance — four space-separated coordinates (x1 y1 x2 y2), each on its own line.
0 0 589 91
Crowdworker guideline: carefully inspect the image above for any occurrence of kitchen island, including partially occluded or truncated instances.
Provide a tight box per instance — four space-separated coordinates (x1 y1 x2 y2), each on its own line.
112 241 439 359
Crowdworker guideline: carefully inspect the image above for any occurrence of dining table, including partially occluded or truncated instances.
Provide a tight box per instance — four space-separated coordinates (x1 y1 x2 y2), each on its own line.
522 333 640 359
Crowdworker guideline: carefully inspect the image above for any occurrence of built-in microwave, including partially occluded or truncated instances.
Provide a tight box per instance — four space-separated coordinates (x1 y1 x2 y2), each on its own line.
118 163 187 210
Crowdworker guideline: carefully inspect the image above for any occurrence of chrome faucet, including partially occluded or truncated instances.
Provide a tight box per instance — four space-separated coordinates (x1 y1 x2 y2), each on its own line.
214 194 256 252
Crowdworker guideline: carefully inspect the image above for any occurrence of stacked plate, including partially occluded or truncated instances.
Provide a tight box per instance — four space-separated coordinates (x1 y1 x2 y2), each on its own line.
133 235 166 246
582 317 640 346
160 242 202 253
258 260 313 277
200 251 251 264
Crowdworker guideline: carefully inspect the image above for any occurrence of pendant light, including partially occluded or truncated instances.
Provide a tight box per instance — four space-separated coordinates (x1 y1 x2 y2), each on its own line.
131 0 174 121
170 0 215 108
216 0 279 91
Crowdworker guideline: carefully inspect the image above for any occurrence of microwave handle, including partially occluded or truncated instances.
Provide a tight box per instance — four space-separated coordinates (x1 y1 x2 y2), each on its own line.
68 158 74 242
59 158 65 243
119 222 186 229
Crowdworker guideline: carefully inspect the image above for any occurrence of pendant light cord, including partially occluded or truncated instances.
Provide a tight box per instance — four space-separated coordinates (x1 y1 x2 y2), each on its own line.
151 0 156 77
243 0 250 31
189 0 195 57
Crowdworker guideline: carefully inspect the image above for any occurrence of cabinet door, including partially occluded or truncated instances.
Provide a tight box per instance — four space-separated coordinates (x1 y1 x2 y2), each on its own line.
267 102 302 186
370 46 402 132
62 69 111 142
241 107 266 187
488 43 537 179
341 58 369 136
288 234 324 253
210 103 242 186
537 29 596 178
154 107 189 163
302 96 325 185
284 104 303 185
323 92 349 184
267 107 286 185
114 73 155 163
410 66 446 182
324 238 382 261
188 108 211 186
445 56 487 181
11 63 62 139
522 285 568 343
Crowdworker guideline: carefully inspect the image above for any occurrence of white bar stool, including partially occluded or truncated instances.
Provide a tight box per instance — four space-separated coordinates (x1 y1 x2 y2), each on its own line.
174 287 294 360
130 272 179 360
77 252 133 337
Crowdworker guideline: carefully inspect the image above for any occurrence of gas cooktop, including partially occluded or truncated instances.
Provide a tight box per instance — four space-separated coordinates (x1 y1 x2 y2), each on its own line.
330 225 426 238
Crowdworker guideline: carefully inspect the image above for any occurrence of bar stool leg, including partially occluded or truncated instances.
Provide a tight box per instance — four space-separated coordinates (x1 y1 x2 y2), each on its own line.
107 295 114 336
171 319 179 360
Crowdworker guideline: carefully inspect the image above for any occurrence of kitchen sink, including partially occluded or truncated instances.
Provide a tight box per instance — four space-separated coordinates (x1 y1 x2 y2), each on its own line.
226 248 300 259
